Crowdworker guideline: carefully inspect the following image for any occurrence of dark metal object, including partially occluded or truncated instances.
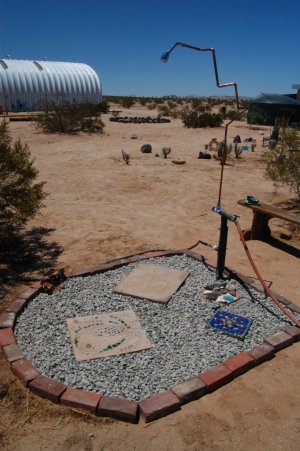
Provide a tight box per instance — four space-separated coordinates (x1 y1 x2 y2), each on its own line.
161 41 246 205
212 206 237 279
161 41 240 108
161 40 246 279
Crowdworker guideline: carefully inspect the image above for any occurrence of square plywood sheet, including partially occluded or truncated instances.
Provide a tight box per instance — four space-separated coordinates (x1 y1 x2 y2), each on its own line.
113 263 189 303
67 309 152 361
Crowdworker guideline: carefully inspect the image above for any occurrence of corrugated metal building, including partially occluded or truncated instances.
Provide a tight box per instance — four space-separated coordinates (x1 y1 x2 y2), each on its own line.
0 59 102 112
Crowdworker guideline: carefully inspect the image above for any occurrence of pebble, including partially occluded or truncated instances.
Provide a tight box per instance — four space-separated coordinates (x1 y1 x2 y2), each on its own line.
14 255 298 401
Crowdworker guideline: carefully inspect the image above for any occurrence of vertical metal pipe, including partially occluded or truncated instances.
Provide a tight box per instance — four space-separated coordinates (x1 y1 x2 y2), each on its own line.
216 216 228 279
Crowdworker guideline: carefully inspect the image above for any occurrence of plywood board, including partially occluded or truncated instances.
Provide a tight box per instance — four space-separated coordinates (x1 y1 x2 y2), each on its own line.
67 309 152 361
113 263 189 303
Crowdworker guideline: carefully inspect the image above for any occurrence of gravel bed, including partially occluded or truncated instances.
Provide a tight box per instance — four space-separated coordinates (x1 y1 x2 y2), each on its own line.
14 255 296 401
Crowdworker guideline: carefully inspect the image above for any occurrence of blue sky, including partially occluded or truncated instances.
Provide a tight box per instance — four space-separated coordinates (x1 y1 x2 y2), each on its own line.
2 0 300 98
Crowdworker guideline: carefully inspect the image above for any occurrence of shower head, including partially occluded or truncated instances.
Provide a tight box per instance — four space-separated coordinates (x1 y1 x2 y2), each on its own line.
161 42 182 63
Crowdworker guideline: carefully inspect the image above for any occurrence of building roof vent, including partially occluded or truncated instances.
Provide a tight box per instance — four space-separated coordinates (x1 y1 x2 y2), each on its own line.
0 60 8 69
33 61 43 71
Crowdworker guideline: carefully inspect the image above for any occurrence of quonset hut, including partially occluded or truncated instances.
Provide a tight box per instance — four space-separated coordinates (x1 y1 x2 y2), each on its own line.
0 59 102 112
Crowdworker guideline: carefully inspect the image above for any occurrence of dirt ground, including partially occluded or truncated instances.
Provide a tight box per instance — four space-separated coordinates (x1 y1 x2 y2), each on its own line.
1 106 300 450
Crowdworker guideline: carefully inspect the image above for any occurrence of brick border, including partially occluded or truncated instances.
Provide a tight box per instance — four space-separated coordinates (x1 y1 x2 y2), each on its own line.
1 249 299 423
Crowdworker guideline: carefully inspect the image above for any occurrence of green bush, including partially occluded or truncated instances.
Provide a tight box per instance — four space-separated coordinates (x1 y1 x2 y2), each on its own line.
97 99 110 113
226 109 242 121
263 125 300 201
121 97 135 108
182 111 223 128
35 102 105 133
247 107 269 125
0 120 46 236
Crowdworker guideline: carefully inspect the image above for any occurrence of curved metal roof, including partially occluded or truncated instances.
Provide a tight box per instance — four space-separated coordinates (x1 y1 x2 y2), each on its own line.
251 93 300 106
0 59 102 111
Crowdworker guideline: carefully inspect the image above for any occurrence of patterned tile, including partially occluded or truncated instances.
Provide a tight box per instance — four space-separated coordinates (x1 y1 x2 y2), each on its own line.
208 310 252 340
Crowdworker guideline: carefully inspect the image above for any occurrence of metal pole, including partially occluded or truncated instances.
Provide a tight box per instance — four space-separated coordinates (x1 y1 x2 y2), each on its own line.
161 41 246 279
216 216 228 279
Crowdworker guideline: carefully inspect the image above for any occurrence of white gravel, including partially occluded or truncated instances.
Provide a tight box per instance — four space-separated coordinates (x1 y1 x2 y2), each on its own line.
14 255 295 401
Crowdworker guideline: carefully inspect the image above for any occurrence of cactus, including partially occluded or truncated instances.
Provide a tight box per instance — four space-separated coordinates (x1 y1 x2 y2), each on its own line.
122 149 130 164
162 147 172 159
234 143 242 158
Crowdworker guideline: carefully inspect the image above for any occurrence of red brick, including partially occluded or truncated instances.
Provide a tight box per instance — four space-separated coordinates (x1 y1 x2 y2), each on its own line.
128 255 145 263
29 375 67 403
203 258 216 269
0 312 16 329
182 250 203 261
284 326 300 342
2 343 24 363
171 377 207 404
272 293 291 306
97 396 138 423
11 359 40 386
53 283 65 292
289 303 300 314
264 331 294 351
247 343 275 365
223 352 254 377
143 251 167 258
199 364 233 392
6 298 28 314
31 281 43 289
85 264 113 275
0 328 16 347
61 387 101 413
139 391 180 423
65 268 93 278
18 288 40 300
234 273 252 286
107 259 136 270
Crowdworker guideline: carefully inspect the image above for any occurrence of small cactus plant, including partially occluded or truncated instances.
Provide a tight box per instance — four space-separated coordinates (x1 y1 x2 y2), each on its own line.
162 147 172 159
234 143 242 158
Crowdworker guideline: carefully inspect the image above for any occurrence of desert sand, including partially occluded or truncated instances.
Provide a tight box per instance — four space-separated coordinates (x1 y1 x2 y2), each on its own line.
1 105 300 450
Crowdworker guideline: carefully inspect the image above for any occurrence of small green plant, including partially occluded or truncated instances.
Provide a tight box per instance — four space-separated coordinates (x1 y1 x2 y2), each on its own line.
263 125 300 201
35 102 105 133
247 107 270 125
0 120 46 236
182 111 223 128
97 99 110 113
234 143 242 158
226 109 242 121
121 97 135 108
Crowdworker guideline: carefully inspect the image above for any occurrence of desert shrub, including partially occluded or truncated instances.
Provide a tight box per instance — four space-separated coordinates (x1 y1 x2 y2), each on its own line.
147 103 156 110
157 105 170 116
35 102 105 133
97 99 110 113
121 97 135 108
167 100 177 109
247 107 269 125
226 109 242 120
263 125 300 200
219 106 227 116
157 105 179 118
191 99 204 110
182 111 223 128
0 120 46 236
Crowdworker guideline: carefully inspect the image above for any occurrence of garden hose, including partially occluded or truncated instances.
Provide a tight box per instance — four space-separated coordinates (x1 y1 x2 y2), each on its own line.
235 220 300 327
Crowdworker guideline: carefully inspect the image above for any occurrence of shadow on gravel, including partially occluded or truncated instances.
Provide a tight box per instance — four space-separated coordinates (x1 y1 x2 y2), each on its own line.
0 227 63 294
